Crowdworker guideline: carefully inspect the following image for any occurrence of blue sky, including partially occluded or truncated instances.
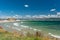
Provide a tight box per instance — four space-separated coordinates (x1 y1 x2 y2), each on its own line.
0 0 60 16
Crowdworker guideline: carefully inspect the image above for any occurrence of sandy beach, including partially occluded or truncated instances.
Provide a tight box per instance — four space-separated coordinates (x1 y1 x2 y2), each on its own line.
0 20 20 23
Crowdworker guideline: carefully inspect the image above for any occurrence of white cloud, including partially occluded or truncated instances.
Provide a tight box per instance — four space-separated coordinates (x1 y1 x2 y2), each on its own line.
24 4 29 7
25 15 31 18
23 15 31 18
50 9 56 11
15 15 19 17
13 15 22 18
32 15 39 18
57 12 60 15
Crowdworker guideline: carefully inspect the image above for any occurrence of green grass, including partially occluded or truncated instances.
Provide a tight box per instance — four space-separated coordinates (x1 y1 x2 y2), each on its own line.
0 32 42 40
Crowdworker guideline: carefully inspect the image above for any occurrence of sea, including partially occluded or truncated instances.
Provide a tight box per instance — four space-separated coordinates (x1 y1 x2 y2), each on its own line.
0 21 60 36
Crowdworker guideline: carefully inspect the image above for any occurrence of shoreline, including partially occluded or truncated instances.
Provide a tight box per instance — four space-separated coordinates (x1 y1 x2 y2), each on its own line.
0 20 20 23
0 20 60 40
48 33 60 38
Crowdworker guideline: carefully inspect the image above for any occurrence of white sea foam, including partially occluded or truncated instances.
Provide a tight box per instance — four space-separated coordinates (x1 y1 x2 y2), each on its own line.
21 22 23 23
30 27 33 29
13 23 19 26
38 30 41 31
12 27 21 31
6 25 9 27
21 25 29 28
20 25 24 27
48 33 60 38
48 33 52 35
33 28 37 31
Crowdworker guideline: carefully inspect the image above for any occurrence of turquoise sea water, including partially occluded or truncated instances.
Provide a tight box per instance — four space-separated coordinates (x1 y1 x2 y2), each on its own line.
21 21 60 35
0 21 60 35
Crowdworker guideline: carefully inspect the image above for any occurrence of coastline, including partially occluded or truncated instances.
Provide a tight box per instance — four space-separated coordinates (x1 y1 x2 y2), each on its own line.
49 33 60 38
0 20 60 40
0 20 20 23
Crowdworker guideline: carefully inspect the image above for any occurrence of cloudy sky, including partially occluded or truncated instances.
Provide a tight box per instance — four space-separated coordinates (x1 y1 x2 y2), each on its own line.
0 0 60 16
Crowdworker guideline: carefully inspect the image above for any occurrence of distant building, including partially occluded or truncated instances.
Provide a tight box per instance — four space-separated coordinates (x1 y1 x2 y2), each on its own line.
7 18 16 21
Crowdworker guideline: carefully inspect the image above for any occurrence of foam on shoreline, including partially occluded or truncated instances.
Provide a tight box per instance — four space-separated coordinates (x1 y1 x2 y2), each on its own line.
0 20 60 39
49 33 60 38
0 20 20 23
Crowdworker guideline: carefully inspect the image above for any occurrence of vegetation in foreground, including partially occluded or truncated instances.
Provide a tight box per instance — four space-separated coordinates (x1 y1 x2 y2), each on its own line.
0 26 57 40
0 28 42 40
